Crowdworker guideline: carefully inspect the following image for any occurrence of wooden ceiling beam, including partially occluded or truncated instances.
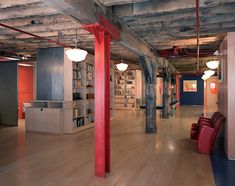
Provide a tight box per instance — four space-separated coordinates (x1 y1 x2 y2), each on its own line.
123 3 235 25
128 13 235 31
0 22 86 36
42 0 97 24
0 0 41 8
41 0 178 72
99 0 149 6
0 14 72 27
0 2 58 20
113 0 235 17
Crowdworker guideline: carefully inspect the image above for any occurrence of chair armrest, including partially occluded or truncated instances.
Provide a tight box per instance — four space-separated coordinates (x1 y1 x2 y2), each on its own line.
197 126 216 154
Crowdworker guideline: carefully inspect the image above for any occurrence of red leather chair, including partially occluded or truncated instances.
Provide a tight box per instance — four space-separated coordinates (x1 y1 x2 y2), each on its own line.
191 111 220 131
197 115 225 154
190 111 220 140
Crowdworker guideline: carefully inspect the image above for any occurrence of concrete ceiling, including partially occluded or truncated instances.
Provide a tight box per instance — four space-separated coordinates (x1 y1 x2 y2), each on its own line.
0 0 234 73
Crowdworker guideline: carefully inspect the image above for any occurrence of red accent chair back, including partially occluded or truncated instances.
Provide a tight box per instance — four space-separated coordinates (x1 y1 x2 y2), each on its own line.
197 115 225 154
210 112 221 124
191 111 221 141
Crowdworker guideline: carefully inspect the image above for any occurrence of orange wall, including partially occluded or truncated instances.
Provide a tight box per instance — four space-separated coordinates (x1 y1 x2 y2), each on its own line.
205 76 218 107
18 66 34 119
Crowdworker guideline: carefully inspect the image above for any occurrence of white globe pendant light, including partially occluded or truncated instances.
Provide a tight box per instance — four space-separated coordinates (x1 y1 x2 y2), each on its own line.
204 70 215 76
202 74 211 80
206 60 219 69
66 48 88 62
65 34 88 62
116 60 128 71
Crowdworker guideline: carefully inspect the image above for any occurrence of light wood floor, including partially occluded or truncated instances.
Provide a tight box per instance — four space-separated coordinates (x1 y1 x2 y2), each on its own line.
0 106 215 186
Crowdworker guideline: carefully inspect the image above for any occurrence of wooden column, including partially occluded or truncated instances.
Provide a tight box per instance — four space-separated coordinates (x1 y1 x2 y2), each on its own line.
162 67 170 119
176 75 181 110
139 56 157 133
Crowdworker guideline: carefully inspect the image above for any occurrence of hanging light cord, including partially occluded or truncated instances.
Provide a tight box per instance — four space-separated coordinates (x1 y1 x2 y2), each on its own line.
196 0 200 72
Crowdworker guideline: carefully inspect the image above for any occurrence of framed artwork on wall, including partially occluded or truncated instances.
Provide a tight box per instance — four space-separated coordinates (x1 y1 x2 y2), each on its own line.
183 80 197 92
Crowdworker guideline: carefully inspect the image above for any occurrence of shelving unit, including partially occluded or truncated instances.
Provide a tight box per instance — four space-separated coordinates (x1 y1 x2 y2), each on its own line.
26 48 114 134
64 54 95 134
110 61 115 118
114 70 137 109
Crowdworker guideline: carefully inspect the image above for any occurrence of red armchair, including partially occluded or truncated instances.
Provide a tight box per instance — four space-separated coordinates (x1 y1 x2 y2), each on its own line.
197 115 225 154
190 111 220 140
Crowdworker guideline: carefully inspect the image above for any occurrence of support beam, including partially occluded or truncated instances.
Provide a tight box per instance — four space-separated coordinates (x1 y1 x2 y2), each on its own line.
93 30 110 177
176 75 182 110
162 67 170 118
113 0 235 18
42 0 179 73
139 56 157 133
82 14 120 178
42 0 97 24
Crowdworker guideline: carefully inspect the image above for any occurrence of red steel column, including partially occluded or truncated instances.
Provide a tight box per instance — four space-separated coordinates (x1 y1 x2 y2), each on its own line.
94 30 110 177
83 14 119 177
105 33 111 173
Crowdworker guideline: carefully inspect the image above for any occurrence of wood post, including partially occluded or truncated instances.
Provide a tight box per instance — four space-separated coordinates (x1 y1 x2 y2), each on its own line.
162 67 170 118
176 75 181 110
139 56 157 133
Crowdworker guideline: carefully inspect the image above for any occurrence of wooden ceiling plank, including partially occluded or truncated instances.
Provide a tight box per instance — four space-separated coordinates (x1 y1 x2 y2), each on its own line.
0 3 59 20
100 0 149 6
113 0 235 17
0 22 86 36
42 0 97 24
0 0 41 8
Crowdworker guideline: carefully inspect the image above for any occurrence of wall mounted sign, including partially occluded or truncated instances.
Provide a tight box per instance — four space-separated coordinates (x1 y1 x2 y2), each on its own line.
210 81 218 94
183 80 197 92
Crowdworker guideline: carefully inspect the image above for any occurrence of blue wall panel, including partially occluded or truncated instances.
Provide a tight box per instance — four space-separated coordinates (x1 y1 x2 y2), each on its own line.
0 62 18 126
180 75 204 105
37 47 64 100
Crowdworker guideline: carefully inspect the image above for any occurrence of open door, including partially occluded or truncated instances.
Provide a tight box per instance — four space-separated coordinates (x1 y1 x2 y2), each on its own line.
18 63 34 119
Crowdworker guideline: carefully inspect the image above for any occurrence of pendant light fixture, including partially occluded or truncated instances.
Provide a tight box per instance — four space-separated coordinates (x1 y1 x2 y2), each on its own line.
66 47 88 62
201 74 211 80
116 59 128 71
204 70 215 76
65 29 87 62
206 60 219 69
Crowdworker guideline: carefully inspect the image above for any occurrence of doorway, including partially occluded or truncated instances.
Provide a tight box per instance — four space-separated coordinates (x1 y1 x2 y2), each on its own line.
18 63 35 120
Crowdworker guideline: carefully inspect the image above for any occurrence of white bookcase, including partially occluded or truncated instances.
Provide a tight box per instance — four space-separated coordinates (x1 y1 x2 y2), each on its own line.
26 48 114 134
114 70 141 109
64 54 95 134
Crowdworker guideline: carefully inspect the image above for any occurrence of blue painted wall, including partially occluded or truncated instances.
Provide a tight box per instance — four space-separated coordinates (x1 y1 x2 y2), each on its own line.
37 48 64 100
180 75 204 105
0 62 18 126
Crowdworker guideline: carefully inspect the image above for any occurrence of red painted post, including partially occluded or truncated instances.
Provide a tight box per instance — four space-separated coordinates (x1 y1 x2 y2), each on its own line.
94 30 106 177
105 33 111 173
82 14 119 177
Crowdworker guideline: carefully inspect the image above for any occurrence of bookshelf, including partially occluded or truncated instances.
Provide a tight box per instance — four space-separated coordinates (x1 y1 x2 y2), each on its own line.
114 70 138 109
110 61 115 118
64 54 95 133
26 48 114 134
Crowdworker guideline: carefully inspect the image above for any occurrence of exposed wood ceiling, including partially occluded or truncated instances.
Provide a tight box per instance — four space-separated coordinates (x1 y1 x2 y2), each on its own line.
0 0 234 73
